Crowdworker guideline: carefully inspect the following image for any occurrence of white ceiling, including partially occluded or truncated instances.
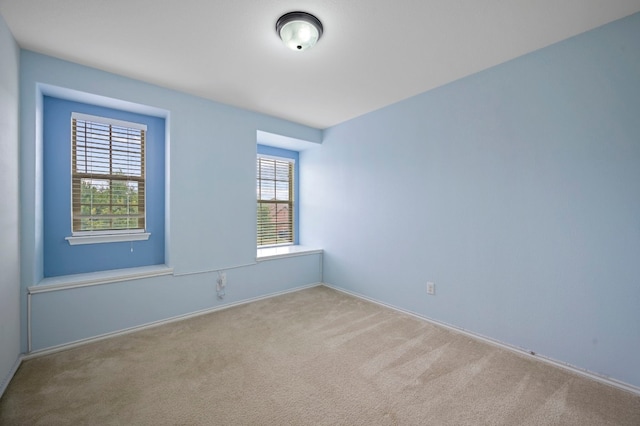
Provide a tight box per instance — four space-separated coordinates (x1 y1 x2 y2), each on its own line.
1 0 639 129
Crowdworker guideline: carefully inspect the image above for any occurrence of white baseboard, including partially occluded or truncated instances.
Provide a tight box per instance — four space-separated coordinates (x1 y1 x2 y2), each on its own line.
24 282 322 360
0 355 22 398
322 283 640 397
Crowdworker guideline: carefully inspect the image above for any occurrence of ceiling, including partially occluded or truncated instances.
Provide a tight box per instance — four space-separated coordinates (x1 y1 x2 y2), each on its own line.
1 1 639 129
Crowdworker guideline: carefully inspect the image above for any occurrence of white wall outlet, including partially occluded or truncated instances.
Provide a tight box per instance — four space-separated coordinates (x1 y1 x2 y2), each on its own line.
426 281 435 295
216 272 227 292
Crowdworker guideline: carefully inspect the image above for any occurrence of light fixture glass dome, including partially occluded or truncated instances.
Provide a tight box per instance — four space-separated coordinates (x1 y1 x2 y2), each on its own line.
276 12 323 51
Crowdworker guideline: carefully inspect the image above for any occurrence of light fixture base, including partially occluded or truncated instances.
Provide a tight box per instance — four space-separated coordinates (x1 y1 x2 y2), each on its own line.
276 11 323 51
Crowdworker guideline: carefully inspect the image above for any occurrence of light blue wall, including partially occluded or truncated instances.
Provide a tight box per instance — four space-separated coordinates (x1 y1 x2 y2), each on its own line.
43 97 166 276
20 51 322 353
302 13 640 387
0 13 20 394
30 254 322 350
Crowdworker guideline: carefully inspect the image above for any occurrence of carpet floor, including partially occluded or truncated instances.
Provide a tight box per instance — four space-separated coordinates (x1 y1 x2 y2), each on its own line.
1 285 639 425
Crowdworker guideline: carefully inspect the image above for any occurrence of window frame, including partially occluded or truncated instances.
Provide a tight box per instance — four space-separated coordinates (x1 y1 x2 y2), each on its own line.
256 153 296 248
66 112 150 245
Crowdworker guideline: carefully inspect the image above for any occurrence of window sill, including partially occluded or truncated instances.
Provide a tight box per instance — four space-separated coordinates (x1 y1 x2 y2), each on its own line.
65 232 151 245
257 245 323 261
29 264 173 294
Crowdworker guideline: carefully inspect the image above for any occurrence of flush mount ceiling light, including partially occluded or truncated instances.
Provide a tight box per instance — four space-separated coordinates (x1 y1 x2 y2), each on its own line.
276 11 323 51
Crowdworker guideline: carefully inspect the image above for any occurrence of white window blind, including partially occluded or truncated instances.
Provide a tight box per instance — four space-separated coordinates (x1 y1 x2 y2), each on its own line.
257 155 294 246
71 113 146 234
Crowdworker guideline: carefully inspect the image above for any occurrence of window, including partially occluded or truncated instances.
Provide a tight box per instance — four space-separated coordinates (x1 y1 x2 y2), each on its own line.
71 113 146 235
257 155 295 246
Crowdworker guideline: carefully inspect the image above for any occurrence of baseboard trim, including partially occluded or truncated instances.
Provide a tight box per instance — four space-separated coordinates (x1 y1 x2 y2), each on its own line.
0 355 23 399
24 282 322 360
322 283 640 397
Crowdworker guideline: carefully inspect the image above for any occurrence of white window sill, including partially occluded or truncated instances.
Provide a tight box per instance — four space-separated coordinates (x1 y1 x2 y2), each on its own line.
29 264 173 294
257 245 323 261
65 232 150 245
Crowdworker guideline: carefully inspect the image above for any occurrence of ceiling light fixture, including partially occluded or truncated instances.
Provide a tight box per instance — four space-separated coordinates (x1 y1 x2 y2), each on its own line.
276 11 323 51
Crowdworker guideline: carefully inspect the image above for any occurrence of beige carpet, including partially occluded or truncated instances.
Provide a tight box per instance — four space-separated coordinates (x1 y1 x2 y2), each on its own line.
1 286 639 425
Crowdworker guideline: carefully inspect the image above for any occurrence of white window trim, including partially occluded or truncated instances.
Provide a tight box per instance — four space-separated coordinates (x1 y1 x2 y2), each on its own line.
71 112 147 131
257 153 296 164
66 232 150 245
257 245 322 261
30 264 173 293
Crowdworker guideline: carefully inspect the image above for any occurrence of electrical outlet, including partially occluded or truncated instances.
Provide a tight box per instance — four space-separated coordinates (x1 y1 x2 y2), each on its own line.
217 272 227 291
216 272 227 299
426 281 435 295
